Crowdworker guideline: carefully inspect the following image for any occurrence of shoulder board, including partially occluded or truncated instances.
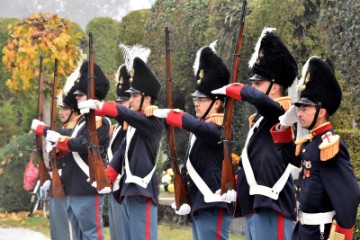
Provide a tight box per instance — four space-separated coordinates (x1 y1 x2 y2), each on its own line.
294 134 313 156
319 131 340 161
95 116 103 129
248 113 256 128
144 105 158 117
123 121 128 131
206 113 224 126
109 124 117 136
275 96 292 111
231 153 241 165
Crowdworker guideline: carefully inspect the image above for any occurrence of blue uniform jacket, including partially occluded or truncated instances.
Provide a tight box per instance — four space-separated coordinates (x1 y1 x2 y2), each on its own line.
179 113 234 218
59 115 110 196
235 85 296 220
110 105 164 205
274 123 360 239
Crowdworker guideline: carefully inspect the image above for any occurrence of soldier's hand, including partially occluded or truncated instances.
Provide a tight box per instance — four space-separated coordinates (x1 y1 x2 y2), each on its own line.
40 180 51 192
221 189 237 202
31 119 45 131
171 202 191 215
153 109 171 118
279 105 298 127
78 99 101 110
46 130 61 143
211 83 244 100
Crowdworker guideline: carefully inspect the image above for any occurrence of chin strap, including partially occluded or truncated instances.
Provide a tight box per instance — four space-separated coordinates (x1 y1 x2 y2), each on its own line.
308 102 322 130
138 93 145 112
64 110 74 125
265 80 275 96
201 99 216 120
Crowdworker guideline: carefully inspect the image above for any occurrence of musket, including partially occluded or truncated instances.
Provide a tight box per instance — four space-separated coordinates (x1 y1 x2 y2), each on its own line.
165 27 191 210
221 0 247 194
36 55 51 186
49 58 65 197
85 32 111 191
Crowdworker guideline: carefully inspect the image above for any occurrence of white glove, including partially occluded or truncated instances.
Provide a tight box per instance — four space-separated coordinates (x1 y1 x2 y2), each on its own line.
211 85 228 95
40 180 51 192
31 119 45 130
46 141 56 152
171 202 191 215
91 181 112 194
78 99 100 110
279 105 298 127
153 109 171 118
46 130 61 143
221 189 237 202
80 108 90 115
161 174 172 185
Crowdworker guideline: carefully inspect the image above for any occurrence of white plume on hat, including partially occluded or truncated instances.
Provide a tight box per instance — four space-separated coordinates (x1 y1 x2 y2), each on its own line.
114 63 126 86
118 43 151 74
193 40 217 75
248 27 276 68
297 56 320 94
63 59 83 94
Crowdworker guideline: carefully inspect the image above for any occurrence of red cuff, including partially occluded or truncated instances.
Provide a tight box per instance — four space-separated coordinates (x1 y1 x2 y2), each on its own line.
333 224 355 240
94 108 104 116
270 124 293 143
101 102 118 118
166 110 184 129
35 125 46 136
56 137 71 153
226 84 243 100
105 166 118 184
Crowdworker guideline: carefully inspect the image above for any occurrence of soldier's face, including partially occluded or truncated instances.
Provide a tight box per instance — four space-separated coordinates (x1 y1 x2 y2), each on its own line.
129 93 141 111
59 107 72 123
193 97 212 119
297 105 317 128
252 80 271 94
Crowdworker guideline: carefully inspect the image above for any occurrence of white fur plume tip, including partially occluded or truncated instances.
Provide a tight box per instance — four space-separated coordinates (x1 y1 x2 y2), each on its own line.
248 27 277 68
119 43 151 74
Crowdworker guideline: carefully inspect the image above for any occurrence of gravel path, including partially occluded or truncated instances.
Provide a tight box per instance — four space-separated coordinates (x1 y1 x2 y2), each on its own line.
0 227 50 240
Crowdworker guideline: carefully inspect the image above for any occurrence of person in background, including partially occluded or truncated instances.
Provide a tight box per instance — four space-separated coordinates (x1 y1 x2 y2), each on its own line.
107 64 131 240
78 44 163 240
212 27 298 240
270 56 360 240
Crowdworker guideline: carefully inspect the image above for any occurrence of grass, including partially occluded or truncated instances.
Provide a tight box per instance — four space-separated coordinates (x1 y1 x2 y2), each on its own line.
0 211 244 240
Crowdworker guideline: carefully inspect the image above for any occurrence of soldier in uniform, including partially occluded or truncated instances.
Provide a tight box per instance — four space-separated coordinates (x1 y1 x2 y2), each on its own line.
270 56 360 240
107 64 131 240
152 41 235 240
78 44 163 240
34 61 111 240
212 27 298 240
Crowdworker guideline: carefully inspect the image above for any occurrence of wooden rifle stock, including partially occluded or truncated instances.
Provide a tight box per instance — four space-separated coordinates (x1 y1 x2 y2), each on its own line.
221 0 247 194
165 27 191 210
50 59 65 198
85 32 111 191
36 55 51 186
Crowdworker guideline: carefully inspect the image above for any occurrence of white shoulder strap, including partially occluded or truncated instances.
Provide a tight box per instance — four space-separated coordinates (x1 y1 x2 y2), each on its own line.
124 126 157 188
241 116 292 200
107 124 122 162
186 134 231 203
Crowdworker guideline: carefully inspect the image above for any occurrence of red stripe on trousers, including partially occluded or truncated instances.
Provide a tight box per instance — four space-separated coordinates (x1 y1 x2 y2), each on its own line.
146 198 151 240
216 208 224 240
95 195 103 240
277 213 285 240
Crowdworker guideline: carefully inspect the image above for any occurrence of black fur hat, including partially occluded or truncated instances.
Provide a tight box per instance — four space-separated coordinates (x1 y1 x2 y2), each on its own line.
73 61 109 100
115 64 131 101
192 41 230 98
295 56 342 116
248 27 298 88
60 85 80 113
119 44 161 99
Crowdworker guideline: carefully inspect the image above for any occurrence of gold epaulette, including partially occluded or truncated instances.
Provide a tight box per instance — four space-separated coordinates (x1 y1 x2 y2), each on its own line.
123 121 128 131
319 131 340 161
95 116 103 129
275 96 292 111
64 115 81 129
294 134 313 156
144 105 158 117
248 113 256 128
109 124 117 136
205 113 224 126
231 153 241 165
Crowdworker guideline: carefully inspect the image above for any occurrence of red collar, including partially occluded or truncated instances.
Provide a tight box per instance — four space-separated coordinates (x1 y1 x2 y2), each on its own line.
310 122 332 138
